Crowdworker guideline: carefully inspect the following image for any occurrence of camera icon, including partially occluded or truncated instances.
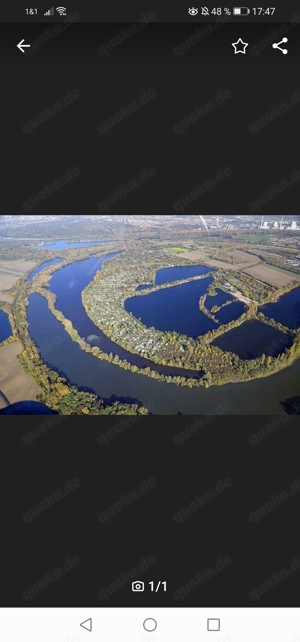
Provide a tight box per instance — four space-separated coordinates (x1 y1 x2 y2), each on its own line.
132 581 145 592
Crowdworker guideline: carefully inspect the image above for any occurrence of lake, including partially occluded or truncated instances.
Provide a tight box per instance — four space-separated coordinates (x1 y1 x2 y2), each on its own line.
155 264 212 285
212 320 293 359
34 240 113 250
205 289 234 310
214 301 246 325
0 310 12 343
136 265 213 292
260 287 300 330
127 280 246 338
126 278 217 338
26 255 300 414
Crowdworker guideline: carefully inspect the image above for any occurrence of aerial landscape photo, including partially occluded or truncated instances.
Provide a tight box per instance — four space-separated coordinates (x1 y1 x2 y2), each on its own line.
0 214 300 415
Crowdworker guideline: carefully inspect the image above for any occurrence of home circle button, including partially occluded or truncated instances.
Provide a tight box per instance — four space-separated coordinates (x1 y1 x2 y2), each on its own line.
143 618 157 632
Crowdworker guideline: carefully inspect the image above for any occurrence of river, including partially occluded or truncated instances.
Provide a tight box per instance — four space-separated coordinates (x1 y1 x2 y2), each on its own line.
26 254 300 414
28 258 65 282
30 255 201 379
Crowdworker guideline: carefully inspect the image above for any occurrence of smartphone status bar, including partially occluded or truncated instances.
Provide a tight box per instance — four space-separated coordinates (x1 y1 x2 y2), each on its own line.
2 0 300 21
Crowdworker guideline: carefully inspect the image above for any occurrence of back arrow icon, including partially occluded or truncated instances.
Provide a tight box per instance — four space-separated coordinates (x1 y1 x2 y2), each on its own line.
17 39 31 53
80 618 92 633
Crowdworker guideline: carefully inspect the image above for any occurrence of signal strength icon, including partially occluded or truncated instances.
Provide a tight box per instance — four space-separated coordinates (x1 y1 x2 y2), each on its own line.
56 6 67 14
44 6 54 15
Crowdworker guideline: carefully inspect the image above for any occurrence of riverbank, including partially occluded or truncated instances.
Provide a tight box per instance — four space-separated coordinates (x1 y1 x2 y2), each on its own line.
10 247 150 414
34 284 202 389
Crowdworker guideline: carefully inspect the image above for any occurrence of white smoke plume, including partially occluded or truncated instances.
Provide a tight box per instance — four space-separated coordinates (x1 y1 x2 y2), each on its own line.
198 215 208 230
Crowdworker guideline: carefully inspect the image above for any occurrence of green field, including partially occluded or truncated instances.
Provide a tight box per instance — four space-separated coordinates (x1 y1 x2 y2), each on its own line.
241 234 269 243
168 247 188 253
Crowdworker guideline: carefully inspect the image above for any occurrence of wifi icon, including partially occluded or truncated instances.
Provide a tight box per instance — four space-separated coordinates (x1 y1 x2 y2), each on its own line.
56 6 67 15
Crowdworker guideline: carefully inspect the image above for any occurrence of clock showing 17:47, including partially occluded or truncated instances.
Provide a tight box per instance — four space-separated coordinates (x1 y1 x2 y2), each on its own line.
251 7 276 15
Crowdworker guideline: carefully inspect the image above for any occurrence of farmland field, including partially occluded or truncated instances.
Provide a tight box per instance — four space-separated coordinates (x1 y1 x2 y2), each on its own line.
0 260 37 302
226 249 260 263
168 247 188 253
243 263 300 288
183 250 258 271
0 341 39 409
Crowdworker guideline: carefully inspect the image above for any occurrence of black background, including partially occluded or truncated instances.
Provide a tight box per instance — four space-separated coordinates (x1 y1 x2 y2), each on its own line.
2 15 300 610
3 419 300 607
2 22 300 215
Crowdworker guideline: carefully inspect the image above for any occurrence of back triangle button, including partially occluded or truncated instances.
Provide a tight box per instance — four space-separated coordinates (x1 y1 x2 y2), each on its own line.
80 618 92 632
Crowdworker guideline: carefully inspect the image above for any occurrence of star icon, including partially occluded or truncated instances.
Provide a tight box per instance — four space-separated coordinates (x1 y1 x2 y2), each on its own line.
232 38 248 54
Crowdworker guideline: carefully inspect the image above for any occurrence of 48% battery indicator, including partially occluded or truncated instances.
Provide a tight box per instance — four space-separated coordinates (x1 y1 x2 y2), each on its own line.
233 6 250 14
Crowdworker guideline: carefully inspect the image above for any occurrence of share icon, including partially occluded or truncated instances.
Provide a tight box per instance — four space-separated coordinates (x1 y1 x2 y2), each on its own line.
272 37 288 54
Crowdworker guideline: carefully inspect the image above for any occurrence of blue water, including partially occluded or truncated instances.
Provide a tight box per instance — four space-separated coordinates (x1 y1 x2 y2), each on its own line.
136 284 153 291
212 320 293 360
215 301 246 325
205 289 234 310
155 264 212 286
0 310 12 343
49 254 120 338
125 278 217 339
260 287 300 330
47 255 201 378
26 256 300 413
34 240 111 250
136 266 212 292
28 258 65 282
